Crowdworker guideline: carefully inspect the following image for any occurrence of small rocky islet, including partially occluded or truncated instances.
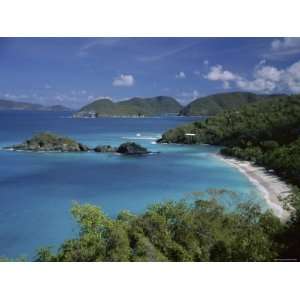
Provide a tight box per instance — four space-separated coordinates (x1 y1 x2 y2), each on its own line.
4 132 151 155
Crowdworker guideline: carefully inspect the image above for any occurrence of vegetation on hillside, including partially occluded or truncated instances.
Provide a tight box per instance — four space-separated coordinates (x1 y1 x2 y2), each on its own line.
75 96 182 117
179 92 284 116
35 189 300 262
36 190 293 262
159 94 300 186
7 132 90 152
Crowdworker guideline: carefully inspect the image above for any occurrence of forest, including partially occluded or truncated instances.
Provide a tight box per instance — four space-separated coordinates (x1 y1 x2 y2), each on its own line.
33 189 300 262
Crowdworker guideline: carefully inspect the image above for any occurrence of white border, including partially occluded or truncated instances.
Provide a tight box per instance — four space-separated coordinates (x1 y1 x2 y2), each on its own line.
0 263 299 300
1 0 300 37
1 1 300 299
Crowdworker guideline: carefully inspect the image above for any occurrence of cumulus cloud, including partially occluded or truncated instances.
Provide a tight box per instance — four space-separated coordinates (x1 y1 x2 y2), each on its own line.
205 65 239 81
112 74 135 87
205 60 300 94
205 65 240 89
175 71 186 79
284 61 300 93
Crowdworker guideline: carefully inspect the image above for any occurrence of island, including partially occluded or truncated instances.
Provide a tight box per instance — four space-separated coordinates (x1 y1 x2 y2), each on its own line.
0 99 71 112
5 132 90 152
73 96 182 118
178 92 285 116
116 142 149 155
4 132 152 155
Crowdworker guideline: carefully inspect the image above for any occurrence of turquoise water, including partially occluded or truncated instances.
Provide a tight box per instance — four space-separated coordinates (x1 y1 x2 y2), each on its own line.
0 111 263 259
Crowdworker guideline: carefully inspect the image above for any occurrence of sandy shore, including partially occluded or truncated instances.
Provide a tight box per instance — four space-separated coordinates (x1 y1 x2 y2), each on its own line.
214 153 291 221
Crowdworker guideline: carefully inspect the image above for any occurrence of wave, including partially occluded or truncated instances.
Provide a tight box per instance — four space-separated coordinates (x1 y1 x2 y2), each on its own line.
121 136 159 140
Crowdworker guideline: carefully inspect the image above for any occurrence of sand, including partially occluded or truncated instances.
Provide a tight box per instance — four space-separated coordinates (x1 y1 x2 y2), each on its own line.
214 154 291 221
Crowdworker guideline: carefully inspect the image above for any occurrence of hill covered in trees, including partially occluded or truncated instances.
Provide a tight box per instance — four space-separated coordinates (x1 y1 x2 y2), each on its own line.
74 92 289 118
35 192 283 262
179 92 284 116
33 189 300 262
158 94 300 186
74 96 182 117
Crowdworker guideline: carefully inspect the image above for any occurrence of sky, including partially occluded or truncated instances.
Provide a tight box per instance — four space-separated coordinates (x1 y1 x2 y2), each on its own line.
1 37 300 108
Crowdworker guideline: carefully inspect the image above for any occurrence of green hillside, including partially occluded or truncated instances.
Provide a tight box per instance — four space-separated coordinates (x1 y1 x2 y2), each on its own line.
179 92 283 116
159 94 300 185
75 96 182 117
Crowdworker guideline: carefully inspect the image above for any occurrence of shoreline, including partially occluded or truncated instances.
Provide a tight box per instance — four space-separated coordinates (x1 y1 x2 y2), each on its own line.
213 153 291 221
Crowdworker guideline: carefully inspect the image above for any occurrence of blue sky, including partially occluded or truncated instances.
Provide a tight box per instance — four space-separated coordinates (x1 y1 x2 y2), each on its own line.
1 37 300 108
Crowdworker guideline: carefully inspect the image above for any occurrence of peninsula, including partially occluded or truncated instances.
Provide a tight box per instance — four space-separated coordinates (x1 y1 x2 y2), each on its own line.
158 93 300 218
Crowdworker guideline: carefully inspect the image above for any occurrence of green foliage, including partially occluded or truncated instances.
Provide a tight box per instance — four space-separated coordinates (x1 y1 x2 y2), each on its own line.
76 96 182 117
159 94 300 185
179 92 281 116
158 94 300 260
35 193 284 262
28 132 79 147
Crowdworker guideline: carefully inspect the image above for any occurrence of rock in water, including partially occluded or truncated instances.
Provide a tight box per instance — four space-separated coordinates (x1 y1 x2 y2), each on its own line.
7 132 90 152
94 145 116 152
116 142 149 155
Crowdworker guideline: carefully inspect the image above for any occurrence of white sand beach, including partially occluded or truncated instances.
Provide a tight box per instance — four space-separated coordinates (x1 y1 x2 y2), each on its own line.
214 154 291 221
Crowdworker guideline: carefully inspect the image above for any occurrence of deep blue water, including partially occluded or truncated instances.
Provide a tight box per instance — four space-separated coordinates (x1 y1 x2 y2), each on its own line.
0 111 264 259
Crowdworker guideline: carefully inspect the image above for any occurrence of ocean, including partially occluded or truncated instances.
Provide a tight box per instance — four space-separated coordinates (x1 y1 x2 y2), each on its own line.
0 111 264 259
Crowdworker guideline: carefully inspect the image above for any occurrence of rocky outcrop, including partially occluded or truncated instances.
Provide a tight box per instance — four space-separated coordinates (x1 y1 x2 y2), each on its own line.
116 142 149 155
94 145 116 153
5 133 153 156
7 133 90 152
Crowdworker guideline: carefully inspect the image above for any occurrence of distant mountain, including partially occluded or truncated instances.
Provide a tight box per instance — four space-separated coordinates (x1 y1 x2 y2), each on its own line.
75 96 182 117
46 105 72 112
0 99 45 111
179 92 285 116
0 99 71 112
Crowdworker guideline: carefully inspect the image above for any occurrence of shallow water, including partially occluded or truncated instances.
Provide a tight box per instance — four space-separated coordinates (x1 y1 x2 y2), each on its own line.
0 111 263 259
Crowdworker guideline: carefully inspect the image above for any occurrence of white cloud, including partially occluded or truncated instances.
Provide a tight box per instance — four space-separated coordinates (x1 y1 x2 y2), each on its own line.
205 65 240 89
271 37 300 51
205 60 300 94
236 78 277 93
112 74 135 87
284 61 300 93
203 60 209 65
266 38 300 59
175 71 186 79
255 66 282 82
205 65 239 81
